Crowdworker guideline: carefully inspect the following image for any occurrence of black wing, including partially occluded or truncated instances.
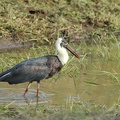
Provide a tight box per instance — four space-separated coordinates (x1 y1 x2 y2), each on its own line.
0 55 62 84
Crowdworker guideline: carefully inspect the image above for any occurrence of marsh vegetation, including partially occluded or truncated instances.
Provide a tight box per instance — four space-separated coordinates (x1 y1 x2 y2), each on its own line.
0 0 120 119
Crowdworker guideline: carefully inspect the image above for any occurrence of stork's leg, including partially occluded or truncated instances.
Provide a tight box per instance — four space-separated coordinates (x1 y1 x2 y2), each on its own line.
36 81 40 97
24 82 32 96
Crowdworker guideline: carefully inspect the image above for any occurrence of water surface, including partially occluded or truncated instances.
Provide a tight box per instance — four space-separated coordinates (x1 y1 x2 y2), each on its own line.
0 44 120 107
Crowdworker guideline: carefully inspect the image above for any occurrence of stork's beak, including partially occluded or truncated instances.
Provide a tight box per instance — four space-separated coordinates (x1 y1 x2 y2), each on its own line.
65 44 80 59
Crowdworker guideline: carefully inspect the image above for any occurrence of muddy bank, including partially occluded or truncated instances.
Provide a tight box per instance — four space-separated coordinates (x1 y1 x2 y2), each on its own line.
0 36 87 51
0 38 35 51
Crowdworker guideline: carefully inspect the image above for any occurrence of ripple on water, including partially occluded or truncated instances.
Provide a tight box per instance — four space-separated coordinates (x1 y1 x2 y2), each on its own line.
0 88 54 106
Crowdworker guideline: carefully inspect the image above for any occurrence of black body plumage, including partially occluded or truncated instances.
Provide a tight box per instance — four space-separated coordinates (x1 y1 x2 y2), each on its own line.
0 38 80 96
0 55 63 84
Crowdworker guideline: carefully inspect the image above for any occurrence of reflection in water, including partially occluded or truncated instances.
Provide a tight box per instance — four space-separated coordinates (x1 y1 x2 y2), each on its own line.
0 88 53 106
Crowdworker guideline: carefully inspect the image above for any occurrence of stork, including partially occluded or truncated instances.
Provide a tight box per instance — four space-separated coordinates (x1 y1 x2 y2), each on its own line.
0 38 80 97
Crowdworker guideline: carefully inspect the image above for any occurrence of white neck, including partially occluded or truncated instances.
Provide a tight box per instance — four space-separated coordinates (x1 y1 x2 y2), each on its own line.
55 40 69 65
57 48 69 65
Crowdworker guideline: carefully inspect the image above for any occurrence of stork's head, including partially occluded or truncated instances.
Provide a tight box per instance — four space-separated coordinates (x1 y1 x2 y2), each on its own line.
55 38 80 61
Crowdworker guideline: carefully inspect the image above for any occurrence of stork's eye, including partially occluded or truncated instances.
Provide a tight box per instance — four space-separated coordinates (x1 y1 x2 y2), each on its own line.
60 39 68 48
60 42 63 47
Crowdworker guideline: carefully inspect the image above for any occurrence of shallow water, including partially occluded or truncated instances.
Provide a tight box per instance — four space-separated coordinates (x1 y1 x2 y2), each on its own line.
0 45 120 107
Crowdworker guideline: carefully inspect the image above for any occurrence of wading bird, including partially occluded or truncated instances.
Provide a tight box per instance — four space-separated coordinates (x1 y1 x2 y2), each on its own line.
0 38 80 97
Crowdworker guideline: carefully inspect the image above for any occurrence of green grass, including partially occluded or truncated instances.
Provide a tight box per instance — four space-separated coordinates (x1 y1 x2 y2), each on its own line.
0 0 120 119
0 100 120 120
1 41 120 119
0 0 119 44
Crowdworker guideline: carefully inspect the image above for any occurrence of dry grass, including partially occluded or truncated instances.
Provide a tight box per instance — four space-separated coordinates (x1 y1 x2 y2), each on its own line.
0 0 119 45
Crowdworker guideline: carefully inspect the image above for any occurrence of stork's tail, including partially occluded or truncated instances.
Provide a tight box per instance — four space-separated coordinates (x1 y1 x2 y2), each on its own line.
0 70 11 81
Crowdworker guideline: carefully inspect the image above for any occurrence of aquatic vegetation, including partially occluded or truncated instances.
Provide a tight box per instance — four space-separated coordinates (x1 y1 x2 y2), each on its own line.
0 0 120 119
0 99 120 120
